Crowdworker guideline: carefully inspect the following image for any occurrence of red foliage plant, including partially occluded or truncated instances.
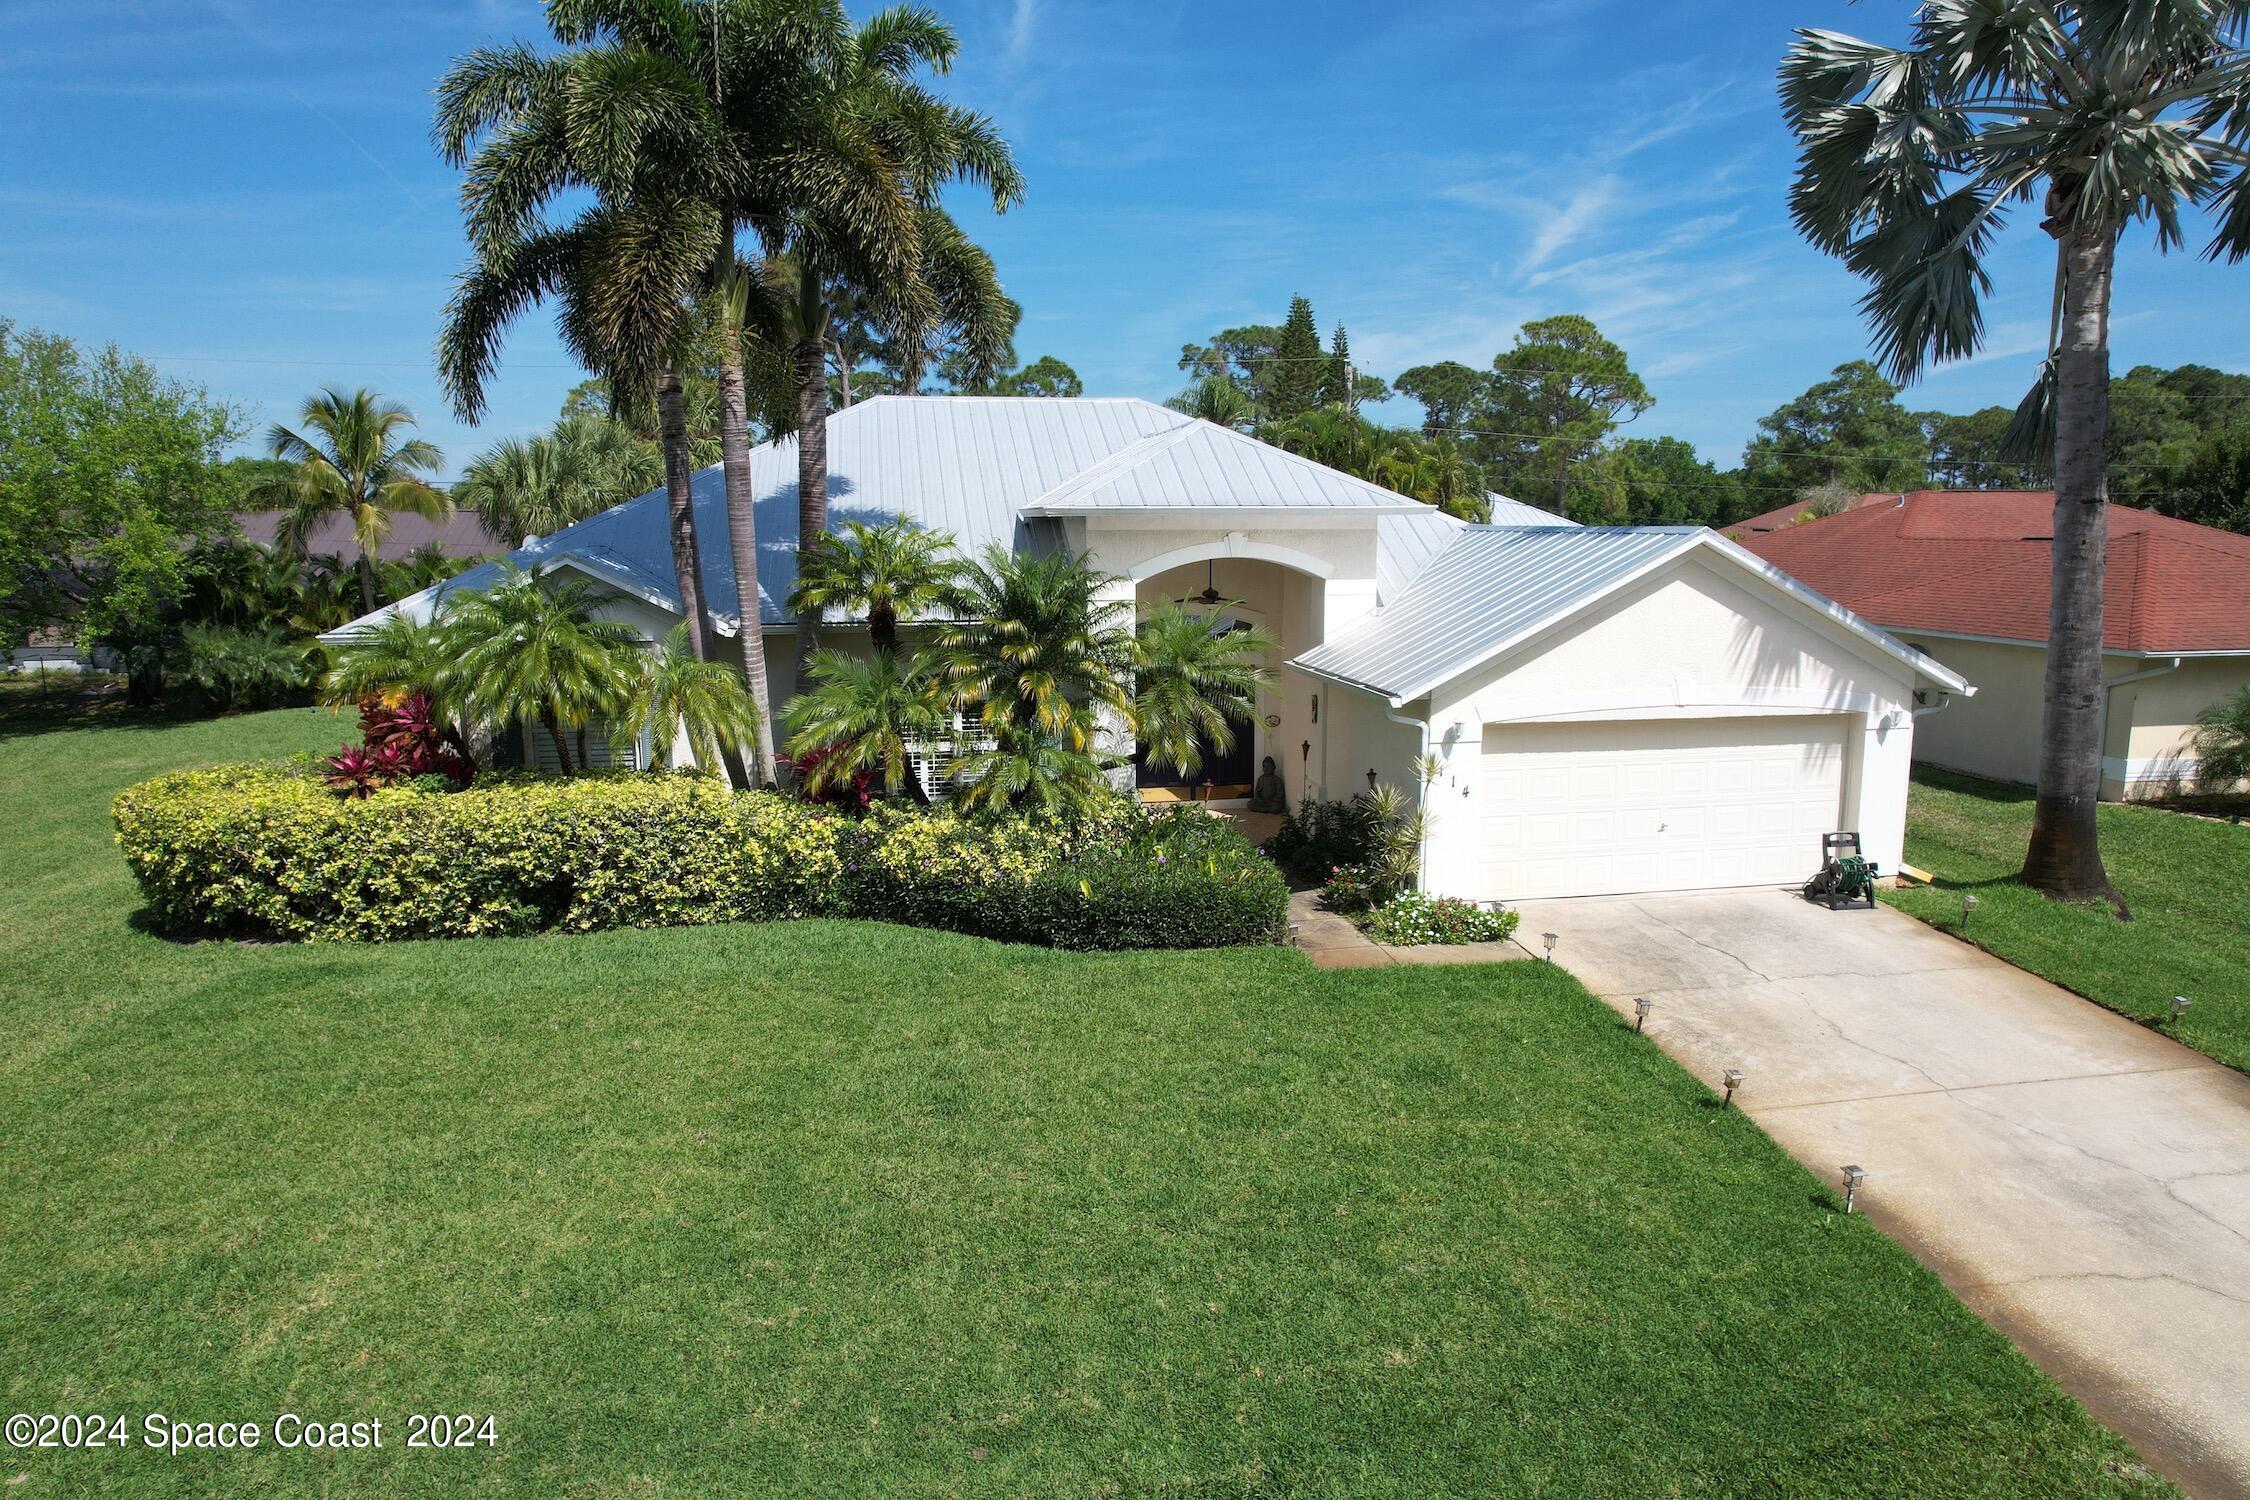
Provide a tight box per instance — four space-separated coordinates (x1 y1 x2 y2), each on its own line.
779 744 879 812
324 693 478 797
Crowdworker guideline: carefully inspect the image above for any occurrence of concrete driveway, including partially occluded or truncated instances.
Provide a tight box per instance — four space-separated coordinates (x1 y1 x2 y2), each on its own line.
1511 888 2250 1499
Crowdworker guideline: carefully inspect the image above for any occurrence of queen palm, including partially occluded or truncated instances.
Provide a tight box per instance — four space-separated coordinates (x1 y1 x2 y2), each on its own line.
1133 600 1278 781
782 647 944 797
1781 6 2250 907
623 622 762 774
446 564 643 778
789 518 961 651
257 388 449 614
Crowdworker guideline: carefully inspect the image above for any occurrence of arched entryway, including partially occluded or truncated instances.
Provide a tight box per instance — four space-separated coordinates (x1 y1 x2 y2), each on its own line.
1131 552 1329 808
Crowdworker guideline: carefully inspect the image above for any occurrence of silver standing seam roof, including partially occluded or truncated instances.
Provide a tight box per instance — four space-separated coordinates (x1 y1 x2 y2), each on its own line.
1294 524 1973 705
328 396 1425 641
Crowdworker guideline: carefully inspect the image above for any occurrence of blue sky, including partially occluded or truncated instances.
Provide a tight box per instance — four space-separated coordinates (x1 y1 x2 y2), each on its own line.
5 0 2247 481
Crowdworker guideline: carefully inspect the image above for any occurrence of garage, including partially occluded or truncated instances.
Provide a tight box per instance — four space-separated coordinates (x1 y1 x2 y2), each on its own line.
1479 715 1848 899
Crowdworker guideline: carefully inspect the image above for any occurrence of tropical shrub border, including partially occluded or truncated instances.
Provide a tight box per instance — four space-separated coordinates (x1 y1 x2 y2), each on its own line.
113 763 1286 951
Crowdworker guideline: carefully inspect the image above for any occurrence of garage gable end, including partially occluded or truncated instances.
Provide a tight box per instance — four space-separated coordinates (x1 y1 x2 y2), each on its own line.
1429 548 1922 727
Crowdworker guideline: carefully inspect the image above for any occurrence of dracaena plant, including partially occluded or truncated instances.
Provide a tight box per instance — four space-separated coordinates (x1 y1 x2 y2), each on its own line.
1780 2 2250 911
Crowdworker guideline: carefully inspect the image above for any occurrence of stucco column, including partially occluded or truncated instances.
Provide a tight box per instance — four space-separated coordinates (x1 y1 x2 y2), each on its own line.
1096 577 1140 792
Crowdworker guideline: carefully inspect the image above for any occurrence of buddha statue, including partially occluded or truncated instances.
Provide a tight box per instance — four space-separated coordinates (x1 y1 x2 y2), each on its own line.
1248 754 1287 814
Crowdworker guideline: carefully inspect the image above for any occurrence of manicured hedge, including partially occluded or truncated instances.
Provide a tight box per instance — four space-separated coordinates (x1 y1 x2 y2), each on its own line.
113 763 1287 951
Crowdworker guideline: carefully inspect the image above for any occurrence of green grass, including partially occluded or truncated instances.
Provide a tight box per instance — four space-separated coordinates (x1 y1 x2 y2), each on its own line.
1890 767 2250 1074
0 705 2168 1496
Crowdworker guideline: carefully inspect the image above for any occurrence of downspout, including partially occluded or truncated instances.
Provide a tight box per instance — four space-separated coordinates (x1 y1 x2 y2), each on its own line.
2099 656 2183 794
1383 703 1436 891
1912 690 1953 721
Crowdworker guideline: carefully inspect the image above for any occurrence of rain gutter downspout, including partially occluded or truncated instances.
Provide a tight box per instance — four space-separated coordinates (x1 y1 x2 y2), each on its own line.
2099 656 2184 791
1384 702 1435 892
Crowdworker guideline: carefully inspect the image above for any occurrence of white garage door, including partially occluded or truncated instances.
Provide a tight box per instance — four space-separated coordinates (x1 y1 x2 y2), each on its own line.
1480 716 1848 899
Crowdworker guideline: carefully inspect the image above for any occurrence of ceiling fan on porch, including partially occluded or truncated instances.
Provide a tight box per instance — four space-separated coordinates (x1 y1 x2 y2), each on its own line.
1174 559 1225 608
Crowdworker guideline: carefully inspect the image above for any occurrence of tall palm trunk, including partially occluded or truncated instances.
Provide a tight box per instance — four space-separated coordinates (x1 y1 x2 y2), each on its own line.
793 330 830 692
2021 204 2123 911
716 357 779 783
656 368 714 661
356 555 378 614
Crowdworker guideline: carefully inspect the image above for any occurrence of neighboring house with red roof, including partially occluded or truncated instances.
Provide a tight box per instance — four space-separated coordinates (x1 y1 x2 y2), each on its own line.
1733 490 2250 799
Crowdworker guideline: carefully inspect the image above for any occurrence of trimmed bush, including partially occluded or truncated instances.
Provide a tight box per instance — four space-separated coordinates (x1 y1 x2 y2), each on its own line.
1364 893 1520 947
115 764 844 941
114 764 1286 950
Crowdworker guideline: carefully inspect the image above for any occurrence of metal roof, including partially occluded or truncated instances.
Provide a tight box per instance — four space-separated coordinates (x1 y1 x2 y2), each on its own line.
1484 491 1579 528
1292 524 1972 705
1019 420 1426 515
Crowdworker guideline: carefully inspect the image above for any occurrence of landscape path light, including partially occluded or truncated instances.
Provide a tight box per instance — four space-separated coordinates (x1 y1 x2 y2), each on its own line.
1841 1164 1867 1214
1541 931 1558 962
2171 995 2193 1024
1961 892 1979 932
1633 997 1653 1034
1720 1068 1744 1108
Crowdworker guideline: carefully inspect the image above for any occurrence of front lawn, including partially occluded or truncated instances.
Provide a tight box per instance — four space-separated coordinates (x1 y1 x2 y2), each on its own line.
1890 768 2250 1074
0 705 2165 1495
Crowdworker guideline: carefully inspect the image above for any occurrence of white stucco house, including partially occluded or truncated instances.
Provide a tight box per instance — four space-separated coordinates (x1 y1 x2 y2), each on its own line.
333 396 1970 902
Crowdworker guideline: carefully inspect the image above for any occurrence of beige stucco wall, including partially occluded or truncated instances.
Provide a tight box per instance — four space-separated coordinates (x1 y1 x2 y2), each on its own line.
1411 552 1922 894
1894 635 2249 798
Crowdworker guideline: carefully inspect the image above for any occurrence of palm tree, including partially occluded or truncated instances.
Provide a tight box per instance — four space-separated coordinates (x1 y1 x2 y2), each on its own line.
782 646 944 797
446 563 644 777
324 609 459 712
747 3 1022 688
703 261 781 783
458 414 661 546
623 622 761 774
933 546 1136 807
1165 374 1256 432
789 519 961 651
1780 9 2250 907
2190 686 2250 792
434 15 731 661
1133 600 1278 781
257 388 448 614
949 727 1113 819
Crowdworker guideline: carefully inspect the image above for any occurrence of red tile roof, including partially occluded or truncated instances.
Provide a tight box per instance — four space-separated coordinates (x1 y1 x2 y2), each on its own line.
1731 490 2250 654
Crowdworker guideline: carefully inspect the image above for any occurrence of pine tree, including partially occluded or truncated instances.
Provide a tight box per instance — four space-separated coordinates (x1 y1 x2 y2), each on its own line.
1320 324 1354 412
1267 296 1323 422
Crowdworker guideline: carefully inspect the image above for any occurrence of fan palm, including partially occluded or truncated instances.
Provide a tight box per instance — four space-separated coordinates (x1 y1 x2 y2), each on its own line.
934 545 1137 760
789 518 961 651
1133 600 1278 780
1780 5 2250 906
782 646 945 796
623 622 762 774
446 563 644 777
458 413 661 546
255 388 449 614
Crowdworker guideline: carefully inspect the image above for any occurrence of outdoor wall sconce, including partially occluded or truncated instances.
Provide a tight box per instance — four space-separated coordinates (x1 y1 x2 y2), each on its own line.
1311 694 1319 723
1840 1164 1867 1214
1633 997 1652 1034
1721 1068 1744 1108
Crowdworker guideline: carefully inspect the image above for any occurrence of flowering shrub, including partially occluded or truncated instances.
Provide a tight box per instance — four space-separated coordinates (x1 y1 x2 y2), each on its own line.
1320 862 1396 914
114 766 1285 950
1364 893 1520 947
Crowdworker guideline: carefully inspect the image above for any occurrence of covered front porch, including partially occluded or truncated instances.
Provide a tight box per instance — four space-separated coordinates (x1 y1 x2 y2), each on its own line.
1131 554 1327 808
